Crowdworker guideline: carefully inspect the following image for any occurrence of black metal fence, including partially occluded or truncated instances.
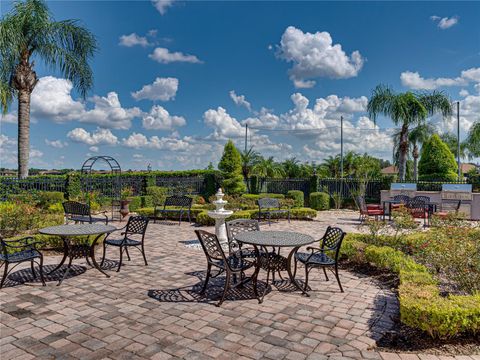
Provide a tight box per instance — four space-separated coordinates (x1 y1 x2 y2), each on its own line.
258 178 311 195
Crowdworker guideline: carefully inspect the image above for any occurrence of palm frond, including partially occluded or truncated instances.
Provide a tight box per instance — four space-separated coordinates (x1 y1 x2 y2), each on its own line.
416 90 452 118
367 84 395 124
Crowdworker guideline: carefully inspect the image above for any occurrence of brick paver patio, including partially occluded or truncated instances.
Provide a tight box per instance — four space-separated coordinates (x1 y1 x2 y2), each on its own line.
1 211 478 360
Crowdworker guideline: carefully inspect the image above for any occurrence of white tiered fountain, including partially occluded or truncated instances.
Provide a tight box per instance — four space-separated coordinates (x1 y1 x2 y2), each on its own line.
207 188 233 246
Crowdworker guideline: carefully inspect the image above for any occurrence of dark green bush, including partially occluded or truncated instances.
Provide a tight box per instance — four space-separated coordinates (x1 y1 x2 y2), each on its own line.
146 186 168 206
37 191 65 208
286 190 304 207
140 195 153 208
129 196 142 211
419 134 458 181
309 192 330 210
241 193 285 200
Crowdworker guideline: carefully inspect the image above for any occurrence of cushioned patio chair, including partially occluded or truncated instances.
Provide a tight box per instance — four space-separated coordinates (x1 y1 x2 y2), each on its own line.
195 230 254 306
0 236 45 288
101 215 149 272
294 226 346 292
391 194 410 211
357 196 383 222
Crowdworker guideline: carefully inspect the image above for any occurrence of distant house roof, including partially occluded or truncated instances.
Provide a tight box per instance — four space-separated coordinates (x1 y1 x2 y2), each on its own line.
381 165 398 175
460 163 476 174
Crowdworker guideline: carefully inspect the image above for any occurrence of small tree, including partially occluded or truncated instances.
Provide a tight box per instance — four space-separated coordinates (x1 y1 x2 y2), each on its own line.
218 140 246 195
418 134 458 181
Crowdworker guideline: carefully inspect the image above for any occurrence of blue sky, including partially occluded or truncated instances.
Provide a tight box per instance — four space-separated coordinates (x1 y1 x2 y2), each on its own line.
1 0 479 170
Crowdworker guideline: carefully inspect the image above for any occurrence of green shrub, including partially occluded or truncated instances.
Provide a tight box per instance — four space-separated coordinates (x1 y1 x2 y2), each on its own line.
36 191 64 208
146 186 168 206
286 190 304 208
47 202 64 214
129 196 142 211
65 172 81 200
241 193 285 200
309 192 330 210
218 140 246 195
340 235 480 339
418 134 458 181
196 210 256 226
140 195 153 208
250 207 317 221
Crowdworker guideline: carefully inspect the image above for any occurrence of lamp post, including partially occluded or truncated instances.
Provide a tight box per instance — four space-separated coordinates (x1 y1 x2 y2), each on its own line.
456 101 461 180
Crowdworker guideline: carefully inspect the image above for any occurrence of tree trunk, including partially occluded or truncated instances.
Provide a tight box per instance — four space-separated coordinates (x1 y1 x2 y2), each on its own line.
12 54 38 179
398 124 409 181
412 144 419 181
17 90 31 179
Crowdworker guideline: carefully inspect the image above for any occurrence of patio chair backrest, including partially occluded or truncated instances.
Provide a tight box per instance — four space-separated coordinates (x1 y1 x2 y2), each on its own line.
320 226 346 260
195 230 226 263
164 195 193 209
393 194 410 204
125 215 149 236
63 201 90 216
225 219 259 254
258 197 280 209
413 195 430 203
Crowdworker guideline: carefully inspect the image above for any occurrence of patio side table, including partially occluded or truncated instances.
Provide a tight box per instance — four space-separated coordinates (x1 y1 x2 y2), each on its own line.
39 223 116 285
235 231 315 303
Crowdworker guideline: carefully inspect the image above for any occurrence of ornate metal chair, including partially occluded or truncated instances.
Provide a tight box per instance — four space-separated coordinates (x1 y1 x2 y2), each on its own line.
101 216 149 272
195 230 254 306
154 195 193 225
0 236 45 288
62 201 108 224
257 198 290 226
407 197 429 226
225 219 260 258
391 194 410 210
357 196 383 222
294 226 346 292
436 200 462 219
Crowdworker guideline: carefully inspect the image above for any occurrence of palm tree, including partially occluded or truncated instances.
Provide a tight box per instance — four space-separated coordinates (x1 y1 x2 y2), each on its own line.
252 156 285 178
0 0 97 178
464 121 480 159
367 85 452 181
393 123 434 181
282 157 301 178
322 155 340 178
440 132 468 160
240 147 260 191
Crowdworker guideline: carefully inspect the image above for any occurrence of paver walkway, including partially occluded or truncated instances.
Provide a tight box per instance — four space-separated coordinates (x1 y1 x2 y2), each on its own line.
1 211 478 360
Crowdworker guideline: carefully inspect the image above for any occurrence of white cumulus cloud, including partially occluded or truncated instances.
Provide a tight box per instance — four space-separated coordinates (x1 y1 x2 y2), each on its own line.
119 33 150 47
203 107 244 139
149 47 202 64
152 0 174 15
229 90 252 111
45 139 68 148
400 67 480 90
142 105 186 130
276 26 364 88
431 15 459 29
67 127 118 146
132 77 179 101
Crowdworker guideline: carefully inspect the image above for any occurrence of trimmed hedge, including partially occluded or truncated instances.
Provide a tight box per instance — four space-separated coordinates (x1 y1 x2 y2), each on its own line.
309 192 330 210
37 191 65 208
341 235 480 339
286 190 304 208
241 193 285 200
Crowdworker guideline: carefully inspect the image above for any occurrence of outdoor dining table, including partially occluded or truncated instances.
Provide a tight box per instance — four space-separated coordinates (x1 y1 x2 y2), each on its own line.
382 199 440 225
235 230 315 303
39 223 116 285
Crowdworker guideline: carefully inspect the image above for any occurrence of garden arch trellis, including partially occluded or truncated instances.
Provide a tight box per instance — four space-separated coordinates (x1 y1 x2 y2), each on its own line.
80 156 121 219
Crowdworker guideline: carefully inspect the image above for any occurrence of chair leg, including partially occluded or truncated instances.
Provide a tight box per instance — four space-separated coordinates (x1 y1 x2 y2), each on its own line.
188 211 191 224
31 260 37 279
293 257 298 278
304 265 310 292
117 247 124 272
288 211 290 223
100 242 107 266
125 247 131 261
0 262 9 289
217 272 231 307
334 265 343 293
140 244 148 266
38 256 46 286
323 267 329 281
201 264 211 294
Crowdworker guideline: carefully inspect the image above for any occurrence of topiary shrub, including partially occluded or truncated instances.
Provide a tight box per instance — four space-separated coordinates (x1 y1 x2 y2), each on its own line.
309 192 330 210
146 186 168 206
241 193 285 200
129 196 142 212
218 140 246 195
286 190 304 208
418 134 458 181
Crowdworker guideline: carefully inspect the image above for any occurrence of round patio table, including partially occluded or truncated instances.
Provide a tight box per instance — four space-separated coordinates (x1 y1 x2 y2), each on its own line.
39 224 116 285
235 231 315 303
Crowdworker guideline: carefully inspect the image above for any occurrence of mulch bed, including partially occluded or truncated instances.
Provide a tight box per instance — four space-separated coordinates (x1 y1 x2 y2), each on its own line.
340 261 480 356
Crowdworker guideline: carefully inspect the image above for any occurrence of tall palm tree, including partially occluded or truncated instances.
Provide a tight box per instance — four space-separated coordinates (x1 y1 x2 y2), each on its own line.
252 156 285 178
464 121 480 159
393 123 434 181
322 155 340 178
240 147 260 191
282 157 301 178
0 0 97 178
367 85 452 181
